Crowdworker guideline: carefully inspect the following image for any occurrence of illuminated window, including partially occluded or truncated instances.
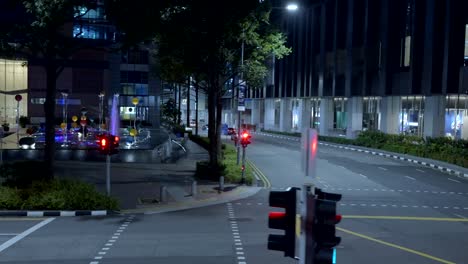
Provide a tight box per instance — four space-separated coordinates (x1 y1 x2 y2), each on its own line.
400 0 414 68
403 36 411 67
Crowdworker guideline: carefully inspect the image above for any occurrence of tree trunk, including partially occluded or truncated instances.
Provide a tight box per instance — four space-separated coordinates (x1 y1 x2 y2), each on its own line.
215 88 223 161
43 61 57 179
186 78 190 128
207 85 217 168
195 82 199 136
177 84 181 125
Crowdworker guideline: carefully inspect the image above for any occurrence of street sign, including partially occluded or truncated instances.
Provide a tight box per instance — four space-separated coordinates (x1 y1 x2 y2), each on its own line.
238 84 246 112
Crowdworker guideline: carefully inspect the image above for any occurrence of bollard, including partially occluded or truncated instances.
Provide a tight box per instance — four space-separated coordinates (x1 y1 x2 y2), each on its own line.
219 176 225 193
160 185 167 203
253 173 258 187
191 180 197 197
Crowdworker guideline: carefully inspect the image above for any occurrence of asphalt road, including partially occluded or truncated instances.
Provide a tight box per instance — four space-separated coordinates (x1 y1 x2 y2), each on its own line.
246 133 468 264
1 133 467 264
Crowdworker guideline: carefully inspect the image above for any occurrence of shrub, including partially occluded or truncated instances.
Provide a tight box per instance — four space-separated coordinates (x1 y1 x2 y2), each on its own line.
19 116 30 128
0 161 50 189
0 187 22 209
11 179 119 210
195 161 226 181
192 137 253 184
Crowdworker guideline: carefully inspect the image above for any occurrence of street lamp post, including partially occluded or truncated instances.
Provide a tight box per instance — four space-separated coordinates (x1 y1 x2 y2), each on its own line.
61 92 68 147
236 29 245 165
132 97 139 130
98 92 104 131
14 94 22 145
236 2 299 165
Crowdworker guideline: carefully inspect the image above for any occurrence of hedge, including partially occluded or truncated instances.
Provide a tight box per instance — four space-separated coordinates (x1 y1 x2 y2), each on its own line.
190 134 254 184
261 129 468 168
0 161 119 210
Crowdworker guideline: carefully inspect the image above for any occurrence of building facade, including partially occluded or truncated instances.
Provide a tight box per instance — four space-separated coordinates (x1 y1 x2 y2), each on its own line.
1 1 161 129
247 0 468 140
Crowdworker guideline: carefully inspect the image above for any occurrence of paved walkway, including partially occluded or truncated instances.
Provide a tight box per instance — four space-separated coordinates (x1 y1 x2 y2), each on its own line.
0 127 26 149
55 139 260 211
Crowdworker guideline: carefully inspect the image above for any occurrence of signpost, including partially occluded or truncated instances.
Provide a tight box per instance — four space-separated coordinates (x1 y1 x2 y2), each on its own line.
299 128 318 264
238 84 246 111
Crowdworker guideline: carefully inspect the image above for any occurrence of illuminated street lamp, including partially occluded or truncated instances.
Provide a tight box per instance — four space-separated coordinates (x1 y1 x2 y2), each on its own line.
286 3 299 11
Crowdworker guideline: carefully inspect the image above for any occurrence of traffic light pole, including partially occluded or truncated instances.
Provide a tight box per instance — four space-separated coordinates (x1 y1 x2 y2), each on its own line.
299 183 315 264
241 146 246 184
106 155 111 196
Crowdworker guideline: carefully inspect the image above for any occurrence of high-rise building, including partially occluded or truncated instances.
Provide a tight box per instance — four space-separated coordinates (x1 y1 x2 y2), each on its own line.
0 1 161 129
247 0 468 140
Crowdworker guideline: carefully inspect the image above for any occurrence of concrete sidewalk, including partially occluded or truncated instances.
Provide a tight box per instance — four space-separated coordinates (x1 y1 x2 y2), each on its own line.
55 139 261 212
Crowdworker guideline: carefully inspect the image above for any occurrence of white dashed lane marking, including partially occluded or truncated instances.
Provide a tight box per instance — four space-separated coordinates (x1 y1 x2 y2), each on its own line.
448 178 461 183
405 176 416 180
89 214 135 264
227 203 248 264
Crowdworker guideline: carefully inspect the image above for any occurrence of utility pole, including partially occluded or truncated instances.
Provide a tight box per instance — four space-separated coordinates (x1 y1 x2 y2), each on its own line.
237 28 245 165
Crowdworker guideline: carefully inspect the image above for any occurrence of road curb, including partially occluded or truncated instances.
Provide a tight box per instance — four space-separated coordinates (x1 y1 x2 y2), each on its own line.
254 131 468 180
121 186 263 215
0 210 116 217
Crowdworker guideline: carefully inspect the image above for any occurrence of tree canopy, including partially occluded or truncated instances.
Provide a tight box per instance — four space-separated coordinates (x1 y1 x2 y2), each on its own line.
153 0 291 170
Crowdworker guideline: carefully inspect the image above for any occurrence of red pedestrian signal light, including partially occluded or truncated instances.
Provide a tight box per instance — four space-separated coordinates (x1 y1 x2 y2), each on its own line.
100 138 107 147
97 134 119 155
240 130 251 148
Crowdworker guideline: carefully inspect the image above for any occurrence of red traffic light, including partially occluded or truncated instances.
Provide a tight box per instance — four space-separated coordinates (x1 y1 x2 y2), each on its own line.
335 214 342 224
269 211 286 219
100 138 107 147
242 132 249 138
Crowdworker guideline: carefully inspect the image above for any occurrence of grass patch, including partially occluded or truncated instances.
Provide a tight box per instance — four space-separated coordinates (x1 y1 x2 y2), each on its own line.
190 135 254 184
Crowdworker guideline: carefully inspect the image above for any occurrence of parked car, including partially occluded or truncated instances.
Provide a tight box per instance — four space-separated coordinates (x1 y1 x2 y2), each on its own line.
227 127 236 135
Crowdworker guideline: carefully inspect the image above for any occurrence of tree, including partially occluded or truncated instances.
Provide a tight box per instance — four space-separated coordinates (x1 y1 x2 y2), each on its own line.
0 0 102 179
154 0 291 173
160 98 181 127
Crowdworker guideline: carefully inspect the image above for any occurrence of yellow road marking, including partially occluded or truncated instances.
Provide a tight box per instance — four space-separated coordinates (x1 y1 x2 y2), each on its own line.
343 215 468 222
247 160 271 188
0 217 47 221
337 227 456 264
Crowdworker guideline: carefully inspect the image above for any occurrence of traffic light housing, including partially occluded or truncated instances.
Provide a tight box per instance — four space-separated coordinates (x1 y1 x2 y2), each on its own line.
267 187 298 258
312 188 342 264
97 134 119 155
240 130 251 148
